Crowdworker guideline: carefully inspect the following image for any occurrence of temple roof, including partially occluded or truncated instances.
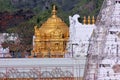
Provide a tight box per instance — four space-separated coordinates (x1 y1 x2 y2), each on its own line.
39 5 69 35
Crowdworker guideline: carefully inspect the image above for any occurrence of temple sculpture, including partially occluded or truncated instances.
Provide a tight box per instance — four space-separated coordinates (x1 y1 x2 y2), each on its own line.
31 5 69 58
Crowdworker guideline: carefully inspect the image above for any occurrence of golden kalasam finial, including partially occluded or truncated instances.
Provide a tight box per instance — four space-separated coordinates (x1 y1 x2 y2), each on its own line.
83 16 86 24
52 5 57 16
92 16 95 24
88 16 91 24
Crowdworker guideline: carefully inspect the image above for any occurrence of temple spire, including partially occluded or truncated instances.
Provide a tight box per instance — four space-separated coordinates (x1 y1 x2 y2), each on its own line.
52 5 57 17
32 4 69 58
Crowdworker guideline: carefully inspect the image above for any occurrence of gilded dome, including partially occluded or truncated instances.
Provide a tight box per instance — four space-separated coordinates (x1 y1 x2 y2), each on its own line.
32 5 69 58
39 5 69 38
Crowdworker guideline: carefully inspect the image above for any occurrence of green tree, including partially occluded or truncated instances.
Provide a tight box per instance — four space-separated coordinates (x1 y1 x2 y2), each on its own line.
0 0 15 12
29 9 51 26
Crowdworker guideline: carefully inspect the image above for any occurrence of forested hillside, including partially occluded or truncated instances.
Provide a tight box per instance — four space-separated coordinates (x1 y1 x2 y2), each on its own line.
0 0 104 51
0 0 104 28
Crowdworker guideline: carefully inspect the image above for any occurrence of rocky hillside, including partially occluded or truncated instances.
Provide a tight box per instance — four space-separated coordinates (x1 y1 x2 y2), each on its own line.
0 0 104 31
0 10 34 32
1 0 103 14
10 0 80 11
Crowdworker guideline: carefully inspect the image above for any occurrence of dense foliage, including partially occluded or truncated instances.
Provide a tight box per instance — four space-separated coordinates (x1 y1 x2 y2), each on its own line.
0 0 104 52
0 0 104 24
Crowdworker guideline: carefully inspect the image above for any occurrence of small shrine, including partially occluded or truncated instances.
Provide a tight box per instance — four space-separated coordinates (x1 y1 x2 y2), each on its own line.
32 5 69 58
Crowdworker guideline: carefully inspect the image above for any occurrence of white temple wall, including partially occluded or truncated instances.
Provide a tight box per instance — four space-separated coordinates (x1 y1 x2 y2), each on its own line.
0 58 86 78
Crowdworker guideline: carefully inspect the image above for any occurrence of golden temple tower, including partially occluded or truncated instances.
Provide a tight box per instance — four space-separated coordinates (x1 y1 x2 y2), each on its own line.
32 5 69 58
